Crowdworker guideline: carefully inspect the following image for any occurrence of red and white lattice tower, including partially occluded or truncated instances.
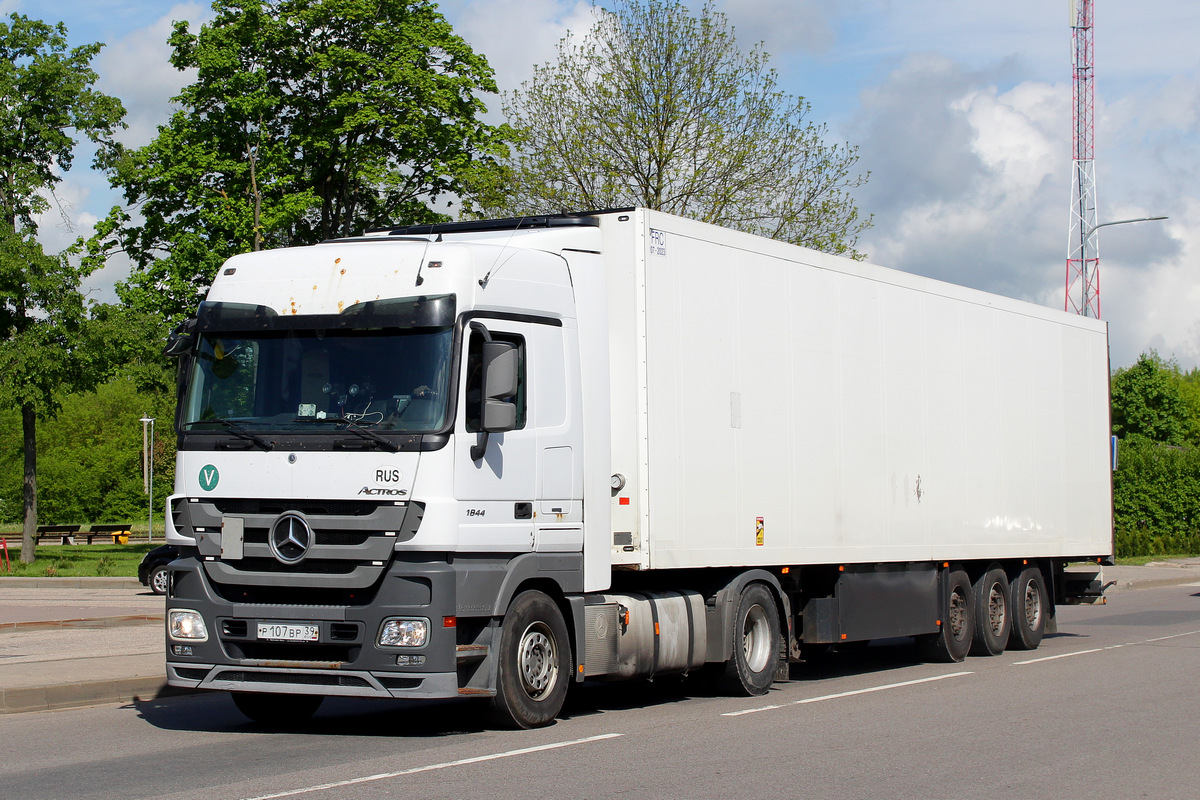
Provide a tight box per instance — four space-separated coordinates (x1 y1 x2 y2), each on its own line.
1065 0 1099 317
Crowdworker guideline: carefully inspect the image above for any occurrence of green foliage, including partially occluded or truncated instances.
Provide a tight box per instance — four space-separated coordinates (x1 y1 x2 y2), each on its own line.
0 226 88 418
0 375 175 525
471 0 870 257
1111 351 1200 557
0 14 125 228
91 0 511 320
1111 351 1190 445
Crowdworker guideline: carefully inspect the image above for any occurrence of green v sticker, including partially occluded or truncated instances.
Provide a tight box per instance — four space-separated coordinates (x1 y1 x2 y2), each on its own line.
199 465 220 491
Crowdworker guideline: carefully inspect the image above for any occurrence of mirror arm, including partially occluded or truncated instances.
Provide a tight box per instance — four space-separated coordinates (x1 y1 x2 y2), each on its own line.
469 321 491 461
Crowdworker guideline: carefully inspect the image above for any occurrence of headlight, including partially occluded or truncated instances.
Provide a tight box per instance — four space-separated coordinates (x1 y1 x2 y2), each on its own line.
168 609 209 641
378 618 428 647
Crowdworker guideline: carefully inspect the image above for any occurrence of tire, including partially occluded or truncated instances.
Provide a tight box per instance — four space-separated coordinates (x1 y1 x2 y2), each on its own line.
720 583 780 696
491 590 571 729
1007 566 1048 651
149 565 169 595
969 563 1011 657
232 692 323 726
917 567 974 663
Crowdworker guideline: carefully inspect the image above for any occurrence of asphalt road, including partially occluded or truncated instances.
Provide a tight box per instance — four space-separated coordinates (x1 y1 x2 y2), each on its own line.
2 583 1198 800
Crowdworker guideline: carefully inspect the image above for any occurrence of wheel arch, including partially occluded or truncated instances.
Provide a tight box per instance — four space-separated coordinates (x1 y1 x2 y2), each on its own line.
705 569 792 664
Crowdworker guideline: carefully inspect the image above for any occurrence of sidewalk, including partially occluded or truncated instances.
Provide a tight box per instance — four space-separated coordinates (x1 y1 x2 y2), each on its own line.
0 577 172 714
1 561 1199 715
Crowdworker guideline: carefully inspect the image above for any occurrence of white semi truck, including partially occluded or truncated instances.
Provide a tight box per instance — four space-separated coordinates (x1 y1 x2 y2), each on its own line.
161 208 1112 727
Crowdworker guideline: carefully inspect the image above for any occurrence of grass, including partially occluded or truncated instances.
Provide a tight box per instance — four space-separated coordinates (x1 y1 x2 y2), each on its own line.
1115 553 1200 566
0 541 159 578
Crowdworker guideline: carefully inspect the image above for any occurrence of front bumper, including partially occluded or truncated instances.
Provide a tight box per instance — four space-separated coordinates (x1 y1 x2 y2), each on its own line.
164 553 473 700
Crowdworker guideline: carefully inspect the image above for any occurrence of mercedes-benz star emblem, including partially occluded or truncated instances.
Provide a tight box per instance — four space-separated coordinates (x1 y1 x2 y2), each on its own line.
269 512 312 564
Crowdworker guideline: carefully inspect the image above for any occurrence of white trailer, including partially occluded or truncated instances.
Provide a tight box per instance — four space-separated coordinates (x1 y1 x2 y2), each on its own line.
161 209 1112 727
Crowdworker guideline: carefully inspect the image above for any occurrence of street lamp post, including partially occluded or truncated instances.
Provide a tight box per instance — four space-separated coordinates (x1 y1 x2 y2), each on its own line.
140 416 155 543
1068 215 1168 318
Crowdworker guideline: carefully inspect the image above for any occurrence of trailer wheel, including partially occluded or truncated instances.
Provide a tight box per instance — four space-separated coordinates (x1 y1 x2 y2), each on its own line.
491 590 571 729
1007 566 1048 651
917 567 974 663
969 564 1011 656
231 692 323 726
720 583 780 696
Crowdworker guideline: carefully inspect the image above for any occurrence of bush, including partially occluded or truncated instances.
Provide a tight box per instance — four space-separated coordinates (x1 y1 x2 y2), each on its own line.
1113 437 1200 557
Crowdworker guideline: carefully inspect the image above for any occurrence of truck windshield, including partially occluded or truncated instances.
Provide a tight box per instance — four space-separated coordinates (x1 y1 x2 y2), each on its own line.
182 327 454 434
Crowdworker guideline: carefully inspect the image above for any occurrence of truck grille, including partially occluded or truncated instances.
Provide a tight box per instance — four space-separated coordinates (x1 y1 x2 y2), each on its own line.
173 499 424 596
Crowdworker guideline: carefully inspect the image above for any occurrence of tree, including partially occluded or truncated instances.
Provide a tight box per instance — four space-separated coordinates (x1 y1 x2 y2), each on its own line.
1110 351 1189 446
468 0 870 256
91 0 512 321
0 15 125 563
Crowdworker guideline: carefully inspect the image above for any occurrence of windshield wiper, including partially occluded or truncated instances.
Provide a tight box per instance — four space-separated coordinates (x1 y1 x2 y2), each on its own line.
292 416 401 452
191 418 274 452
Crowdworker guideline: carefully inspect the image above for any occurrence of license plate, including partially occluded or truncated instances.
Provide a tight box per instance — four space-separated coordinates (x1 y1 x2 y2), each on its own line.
257 623 319 642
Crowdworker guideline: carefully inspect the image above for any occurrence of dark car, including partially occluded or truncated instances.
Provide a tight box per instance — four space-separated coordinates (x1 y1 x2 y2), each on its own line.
138 544 178 595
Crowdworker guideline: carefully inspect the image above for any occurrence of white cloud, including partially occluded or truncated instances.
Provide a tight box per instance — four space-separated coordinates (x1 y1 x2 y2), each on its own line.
95 2 209 147
717 0 835 56
451 0 594 98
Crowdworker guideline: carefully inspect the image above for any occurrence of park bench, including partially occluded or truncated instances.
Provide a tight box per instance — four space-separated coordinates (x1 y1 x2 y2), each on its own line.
83 524 133 544
33 524 132 544
34 525 81 545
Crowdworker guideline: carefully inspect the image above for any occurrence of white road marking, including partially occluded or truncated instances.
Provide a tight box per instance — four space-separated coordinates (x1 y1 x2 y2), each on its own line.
722 672 974 717
238 733 625 800
1014 629 1200 665
1143 629 1200 643
1012 647 1106 665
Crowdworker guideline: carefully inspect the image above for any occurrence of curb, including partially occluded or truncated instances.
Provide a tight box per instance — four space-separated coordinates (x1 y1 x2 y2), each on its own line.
0 577 145 589
0 678 190 715
0 614 163 633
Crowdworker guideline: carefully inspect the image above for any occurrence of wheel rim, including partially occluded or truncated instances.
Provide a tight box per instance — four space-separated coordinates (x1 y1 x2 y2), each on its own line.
742 603 772 673
517 622 558 699
1022 579 1042 630
152 569 168 594
948 587 968 640
986 583 1007 637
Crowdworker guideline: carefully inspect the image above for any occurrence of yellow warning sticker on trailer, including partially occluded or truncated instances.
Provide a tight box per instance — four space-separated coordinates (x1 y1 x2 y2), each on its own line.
756 517 764 546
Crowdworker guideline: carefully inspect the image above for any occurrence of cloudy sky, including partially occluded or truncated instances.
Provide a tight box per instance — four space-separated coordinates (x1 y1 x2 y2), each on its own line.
11 0 1200 370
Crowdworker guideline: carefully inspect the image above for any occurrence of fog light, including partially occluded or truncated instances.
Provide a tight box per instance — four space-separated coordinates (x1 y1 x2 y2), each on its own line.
169 609 209 641
172 645 195 656
378 618 428 647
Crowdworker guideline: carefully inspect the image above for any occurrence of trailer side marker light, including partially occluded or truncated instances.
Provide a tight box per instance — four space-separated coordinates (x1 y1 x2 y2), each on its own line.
654 622 660 636
619 497 630 505
838 565 844 572
578 664 584 674
936 619 942 627
840 634 847 640
624 610 630 625
443 616 457 628
781 567 789 574
943 562 950 568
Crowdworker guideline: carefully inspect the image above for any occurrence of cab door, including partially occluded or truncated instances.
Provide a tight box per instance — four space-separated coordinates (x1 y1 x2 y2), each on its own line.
453 320 537 553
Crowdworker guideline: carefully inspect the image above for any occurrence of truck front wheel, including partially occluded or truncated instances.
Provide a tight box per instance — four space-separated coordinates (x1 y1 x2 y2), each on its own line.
720 583 780 696
491 590 571 729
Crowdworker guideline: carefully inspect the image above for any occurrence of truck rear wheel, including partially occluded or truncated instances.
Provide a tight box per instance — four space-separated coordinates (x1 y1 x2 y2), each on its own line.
917 567 974 662
231 692 323 726
720 583 780 696
491 590 571 729
1007 566 1047 651
969 564 1011 656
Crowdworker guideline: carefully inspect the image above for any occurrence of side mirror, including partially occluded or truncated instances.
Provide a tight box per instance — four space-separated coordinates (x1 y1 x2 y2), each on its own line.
480 341 518 433
163 319 197 358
